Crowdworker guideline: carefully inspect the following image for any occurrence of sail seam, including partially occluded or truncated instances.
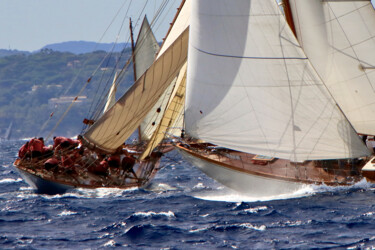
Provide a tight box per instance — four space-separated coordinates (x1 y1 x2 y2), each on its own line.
194 47 307 60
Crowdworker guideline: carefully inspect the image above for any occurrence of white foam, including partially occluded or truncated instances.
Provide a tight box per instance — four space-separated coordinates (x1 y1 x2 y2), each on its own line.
193 182 206 190
0 178 22 184
103 240 116 247
238 223 266 231
75 187 138 199
193 179 373 202
58 210 77 216
133 211 175 218
145 183 177 192
244 206 268 214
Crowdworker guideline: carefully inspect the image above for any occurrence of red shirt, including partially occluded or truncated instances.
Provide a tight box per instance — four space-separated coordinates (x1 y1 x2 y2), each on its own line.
18 142 29 158
29 138 44 153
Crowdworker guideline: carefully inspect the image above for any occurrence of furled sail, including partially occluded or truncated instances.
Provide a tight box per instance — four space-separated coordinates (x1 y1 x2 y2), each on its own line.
185 0 369 162
83 28 189 153
289 0 375 135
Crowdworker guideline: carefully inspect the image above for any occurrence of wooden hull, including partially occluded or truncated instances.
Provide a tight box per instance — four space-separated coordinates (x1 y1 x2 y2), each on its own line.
14 155 161 195
176 143 373 197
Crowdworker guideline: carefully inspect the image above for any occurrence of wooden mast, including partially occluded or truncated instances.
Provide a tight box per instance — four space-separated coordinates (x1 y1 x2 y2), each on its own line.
282 0 297 38
129 18 142 143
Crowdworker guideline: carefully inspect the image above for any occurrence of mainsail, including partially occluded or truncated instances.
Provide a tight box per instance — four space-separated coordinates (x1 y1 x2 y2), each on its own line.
83 28 189 153
184 0 369 162
289 0 375 135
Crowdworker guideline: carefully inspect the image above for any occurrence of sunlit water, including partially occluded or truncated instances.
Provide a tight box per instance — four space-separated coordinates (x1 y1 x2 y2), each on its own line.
2 140 375 249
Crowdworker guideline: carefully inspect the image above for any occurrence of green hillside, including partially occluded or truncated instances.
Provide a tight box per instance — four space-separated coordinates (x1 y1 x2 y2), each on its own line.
0 48 134 139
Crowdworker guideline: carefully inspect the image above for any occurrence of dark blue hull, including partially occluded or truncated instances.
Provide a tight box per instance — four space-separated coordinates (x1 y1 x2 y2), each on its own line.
16 168 74 195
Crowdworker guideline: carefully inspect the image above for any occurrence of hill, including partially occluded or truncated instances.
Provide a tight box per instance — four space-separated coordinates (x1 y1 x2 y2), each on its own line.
41 41 129 54
0 49 30 58
0 48 134 139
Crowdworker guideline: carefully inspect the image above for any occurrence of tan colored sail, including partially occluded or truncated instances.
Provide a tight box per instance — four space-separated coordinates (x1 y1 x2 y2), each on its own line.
83 28 189 153
140 62 187 160
139 0 190 140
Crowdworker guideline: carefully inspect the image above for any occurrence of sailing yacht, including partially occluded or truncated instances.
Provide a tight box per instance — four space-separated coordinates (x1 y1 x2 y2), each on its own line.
167 0 375 197
14 0 375 196
14 12 178 194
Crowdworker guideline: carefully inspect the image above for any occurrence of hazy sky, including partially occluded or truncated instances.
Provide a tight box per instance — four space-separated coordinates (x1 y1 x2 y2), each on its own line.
0 0 181 51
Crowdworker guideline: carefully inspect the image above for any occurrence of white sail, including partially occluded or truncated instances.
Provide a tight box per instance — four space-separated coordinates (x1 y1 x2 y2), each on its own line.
134 16 160 80
185 0 369 162
83 28 189 153
140 0 190 140
140 62 187 159
103 71 118 113
132 16 163 140
289 0 375 135
157 0 190 59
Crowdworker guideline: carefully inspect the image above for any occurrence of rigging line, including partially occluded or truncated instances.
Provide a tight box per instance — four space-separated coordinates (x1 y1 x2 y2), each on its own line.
278 4 298 161
46 77 93 141
194 47 308 60
87 0 153 123
50 1 135 137
64 0 132 98
86 3 135 122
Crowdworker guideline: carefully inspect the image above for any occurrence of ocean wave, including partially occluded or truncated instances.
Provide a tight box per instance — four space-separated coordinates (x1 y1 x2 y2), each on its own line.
58 210 77 216
244 206 268 214
189 223 266 233
0 178 22 184
132 211 175 218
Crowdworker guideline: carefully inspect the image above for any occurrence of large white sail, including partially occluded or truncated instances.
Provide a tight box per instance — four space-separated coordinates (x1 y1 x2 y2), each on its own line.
185 0 369 162
157 0 190 59
83 28 189 153
289 0 375 135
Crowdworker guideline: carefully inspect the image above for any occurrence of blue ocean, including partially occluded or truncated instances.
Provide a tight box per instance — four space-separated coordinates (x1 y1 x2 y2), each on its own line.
2 140 375 249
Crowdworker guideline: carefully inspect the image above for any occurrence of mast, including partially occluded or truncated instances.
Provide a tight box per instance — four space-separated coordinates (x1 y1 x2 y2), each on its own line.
129 17 142 143
157 0 186 57
282 0 297 37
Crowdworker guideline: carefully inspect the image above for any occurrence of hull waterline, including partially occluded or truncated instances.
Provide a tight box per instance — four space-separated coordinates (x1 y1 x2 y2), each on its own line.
16 168 73 195
176 143 372 197
177 148 305 197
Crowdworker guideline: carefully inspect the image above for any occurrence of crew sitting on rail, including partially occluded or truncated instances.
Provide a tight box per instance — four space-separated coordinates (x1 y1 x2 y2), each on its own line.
122 155 137 178
28 137 45 158
88 157 109 176
53 136 80 150
44 157 60 171
18 141 30 159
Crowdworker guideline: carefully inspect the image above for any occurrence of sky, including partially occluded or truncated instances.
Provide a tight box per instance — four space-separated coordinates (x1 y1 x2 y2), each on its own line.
0 0 181 51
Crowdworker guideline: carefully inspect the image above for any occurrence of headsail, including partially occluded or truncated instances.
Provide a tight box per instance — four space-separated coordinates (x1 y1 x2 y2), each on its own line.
289 0 375 135
139 0 190 140
83 28 189 153
140 62 187 159
185 0 369 162
103 71 118 113
133 16 160 80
